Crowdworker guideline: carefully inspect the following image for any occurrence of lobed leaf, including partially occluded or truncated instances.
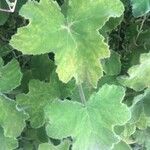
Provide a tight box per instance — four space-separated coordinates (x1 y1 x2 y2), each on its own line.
113 141 131 150
0 127 18 150
131 0 150 17
129 88 150 129
38 140 70 150
10 0 124 87
44 84 130 150
118 52 150 91
0 95 28 138
0 58 22 93
17 77 73 128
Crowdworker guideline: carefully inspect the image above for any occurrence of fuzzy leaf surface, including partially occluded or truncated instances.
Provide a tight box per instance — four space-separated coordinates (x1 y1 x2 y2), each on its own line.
129 88 150 129
131 0 150 17
10 0 124 87
0 58 22 93
0 127 18 150
17 78 72 128
0 95 28 138
39 140 70 150
118 52 150 91
113 141 131 150
44 84 130 150
102 51 121 76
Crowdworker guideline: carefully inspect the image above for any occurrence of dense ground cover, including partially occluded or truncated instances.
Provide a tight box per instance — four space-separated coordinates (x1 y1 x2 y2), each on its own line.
0 0 150 149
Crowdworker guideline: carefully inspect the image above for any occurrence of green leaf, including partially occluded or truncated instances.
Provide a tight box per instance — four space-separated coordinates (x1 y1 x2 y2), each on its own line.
113 141 131 150
0 58 22 93
0 41 12 57
115 123 136 140
44 84 130 150
20 55 54 93
19 126 48 150
118 52 150 91
0 127 18 150
102 51 121 76
100 16 123 39
17 78 72 128
38 140 70 150
131 0 150 17
30 55 53 81
10 0 124 87
133 128 150 150
0 95 28 138
129 88 150 129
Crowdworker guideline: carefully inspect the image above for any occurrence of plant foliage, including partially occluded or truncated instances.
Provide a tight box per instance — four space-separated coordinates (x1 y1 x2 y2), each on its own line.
0 0 150 149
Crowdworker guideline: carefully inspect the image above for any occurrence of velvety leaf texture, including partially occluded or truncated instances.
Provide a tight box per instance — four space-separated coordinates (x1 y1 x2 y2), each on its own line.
38 140 70 150
113 141 131 150
0 127 18 150
10 0 124 87
44 84 130 150
131 0 150 17
0 58 22 93
17 78 72 128
102 51 121 76
118 52 150 91
129 88 150 129
133 128 150 150
0 95 28 138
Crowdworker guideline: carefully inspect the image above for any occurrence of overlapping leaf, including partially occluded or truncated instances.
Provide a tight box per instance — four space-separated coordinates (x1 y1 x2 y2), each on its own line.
133 128 150 150
113 141 131 150
17 77 73 128
129 88 150 129
39 140 70 150
118 52 150 91
10 0 124 87
0 127 18 150
44 84 130 150
0 58 22 93
19 126 48 150
102 51 121 76
0 95 28 149
131 0 150 17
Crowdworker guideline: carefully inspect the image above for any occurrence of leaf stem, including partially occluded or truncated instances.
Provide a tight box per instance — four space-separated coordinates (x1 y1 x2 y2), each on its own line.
135 14 147 42
78 84 86 105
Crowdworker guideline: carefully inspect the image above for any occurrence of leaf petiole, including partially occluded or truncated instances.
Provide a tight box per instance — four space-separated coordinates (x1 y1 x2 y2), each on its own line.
78 84 86 106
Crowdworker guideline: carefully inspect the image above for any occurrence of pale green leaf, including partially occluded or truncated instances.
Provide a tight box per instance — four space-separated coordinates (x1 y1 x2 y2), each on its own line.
38 140 70 150
113 141 131 150
10 0 124 87
131 0 150 17
0 95 28 138
0 58 22 93
129 88 150 129
17 78 72 128
118 52 150 91
97 76 119 88
0 127 18 150
115 123 136 140
102 51 121 76
44 84 130 150
133 128 150 150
